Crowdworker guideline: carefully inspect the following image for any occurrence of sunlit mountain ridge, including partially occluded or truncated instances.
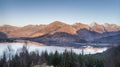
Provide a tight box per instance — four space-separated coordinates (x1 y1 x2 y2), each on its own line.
0 21 120 45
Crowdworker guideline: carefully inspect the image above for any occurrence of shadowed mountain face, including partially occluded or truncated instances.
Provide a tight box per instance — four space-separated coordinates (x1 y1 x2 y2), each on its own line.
29 32 87 47
27 29 120 47
0 32 7 39
0 21 120 44
93 33 120 44
77 29 101 41
0 32 14 42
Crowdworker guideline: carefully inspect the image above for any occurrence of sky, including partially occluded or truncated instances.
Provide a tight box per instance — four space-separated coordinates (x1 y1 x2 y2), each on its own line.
0 0 120 26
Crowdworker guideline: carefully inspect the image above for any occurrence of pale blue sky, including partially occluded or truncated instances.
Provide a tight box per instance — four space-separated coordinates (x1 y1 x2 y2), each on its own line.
0 0 120 26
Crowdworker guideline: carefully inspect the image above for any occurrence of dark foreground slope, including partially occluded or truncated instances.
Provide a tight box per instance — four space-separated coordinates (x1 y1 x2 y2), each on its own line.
105 45 120 67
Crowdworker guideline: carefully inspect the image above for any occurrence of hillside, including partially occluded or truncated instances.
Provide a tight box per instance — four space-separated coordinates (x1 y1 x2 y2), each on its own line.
0 25 46 38
0 21 120 38
93 33 120 44
0 25 19 37
30 21 77 37
12 25 46 37
0 21 120 44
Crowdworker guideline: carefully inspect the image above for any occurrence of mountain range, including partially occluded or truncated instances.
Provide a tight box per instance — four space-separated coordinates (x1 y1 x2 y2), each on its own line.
0 21 120 46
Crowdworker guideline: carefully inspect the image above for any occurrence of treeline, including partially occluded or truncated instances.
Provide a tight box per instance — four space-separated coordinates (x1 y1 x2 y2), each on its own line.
0 38 14 42
0 45 120 67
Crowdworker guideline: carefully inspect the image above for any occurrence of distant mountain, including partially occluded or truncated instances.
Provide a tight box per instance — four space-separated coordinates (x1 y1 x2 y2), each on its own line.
104 23 120 32
72 23 90 30
30 21 77 37
0 25 19 37
12 25 46 37
90 22 106 33
0 24 46 38
0 21 120 44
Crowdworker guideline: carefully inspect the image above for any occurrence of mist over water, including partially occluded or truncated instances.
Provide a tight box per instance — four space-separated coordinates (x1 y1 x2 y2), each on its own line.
0 43 108 56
